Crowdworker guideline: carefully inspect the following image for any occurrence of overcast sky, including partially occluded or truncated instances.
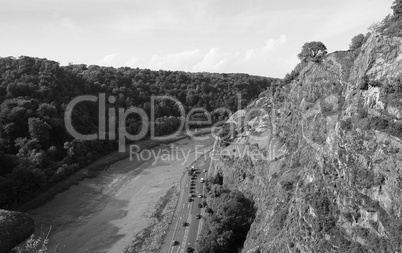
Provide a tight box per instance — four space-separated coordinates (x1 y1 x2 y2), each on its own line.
0 0 393 78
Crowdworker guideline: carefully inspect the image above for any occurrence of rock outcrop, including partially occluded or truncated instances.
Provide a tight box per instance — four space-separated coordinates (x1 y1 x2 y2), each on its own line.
210 31 402 252
0 209 34 253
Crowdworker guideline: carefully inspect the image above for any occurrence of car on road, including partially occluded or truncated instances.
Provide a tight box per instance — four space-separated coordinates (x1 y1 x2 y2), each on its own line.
203 169 207 172
187 247 194 252
172 240 179 246
183 221 189 226
198 194 202 198
188 198 192 202
196 214 201 219
200 178 205 183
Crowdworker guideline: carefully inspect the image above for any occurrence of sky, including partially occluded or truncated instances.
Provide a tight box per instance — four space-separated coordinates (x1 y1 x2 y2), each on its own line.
0 0 394 78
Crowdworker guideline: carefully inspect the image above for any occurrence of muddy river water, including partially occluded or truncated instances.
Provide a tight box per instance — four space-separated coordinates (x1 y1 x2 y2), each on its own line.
28 137 214 253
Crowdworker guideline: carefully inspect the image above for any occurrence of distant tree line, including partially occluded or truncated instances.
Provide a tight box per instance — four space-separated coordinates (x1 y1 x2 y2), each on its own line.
0 56 276 209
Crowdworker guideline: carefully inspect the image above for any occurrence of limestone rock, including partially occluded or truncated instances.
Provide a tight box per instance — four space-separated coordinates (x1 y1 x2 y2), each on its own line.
209 31 402 252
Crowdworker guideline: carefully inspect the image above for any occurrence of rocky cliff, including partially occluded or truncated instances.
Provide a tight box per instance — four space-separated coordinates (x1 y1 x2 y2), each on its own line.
210 32 402 252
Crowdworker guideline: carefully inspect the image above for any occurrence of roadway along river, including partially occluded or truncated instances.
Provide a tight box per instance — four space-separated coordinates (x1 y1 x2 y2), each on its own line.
28 136 215 253
161 155 211 253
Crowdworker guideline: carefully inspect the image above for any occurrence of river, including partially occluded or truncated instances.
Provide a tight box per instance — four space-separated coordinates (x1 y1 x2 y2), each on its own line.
28 136 214 253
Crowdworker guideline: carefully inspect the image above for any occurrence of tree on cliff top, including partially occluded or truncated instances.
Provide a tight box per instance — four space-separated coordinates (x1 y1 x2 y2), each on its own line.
297 41 327 62
392 0 402 15
349 34 366 51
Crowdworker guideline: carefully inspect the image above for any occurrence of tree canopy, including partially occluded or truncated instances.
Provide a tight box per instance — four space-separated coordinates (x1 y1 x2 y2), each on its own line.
197 186 255 253
349 34 366 51
0 56 277 209
392 0 402 15
297 41 327 62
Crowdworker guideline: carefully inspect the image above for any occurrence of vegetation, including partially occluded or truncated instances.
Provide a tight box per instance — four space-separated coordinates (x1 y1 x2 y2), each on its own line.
283 61 308 84
11 227 54 253
197 181 255 253
349 34 366 51
297 41 327 62
0 56 276 209
392 0 402 15
370 1 402 37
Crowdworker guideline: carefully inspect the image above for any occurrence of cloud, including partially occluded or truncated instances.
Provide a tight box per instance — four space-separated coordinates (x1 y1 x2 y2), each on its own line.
98 53 121 66
126 56 141 68
119 35 288 74
192 48 227 72
60 17 76 30
148 49 201 70
262 35 287 53
244 35 287 60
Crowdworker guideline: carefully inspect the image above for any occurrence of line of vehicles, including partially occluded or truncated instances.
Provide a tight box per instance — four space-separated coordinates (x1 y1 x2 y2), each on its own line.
171 165 207 253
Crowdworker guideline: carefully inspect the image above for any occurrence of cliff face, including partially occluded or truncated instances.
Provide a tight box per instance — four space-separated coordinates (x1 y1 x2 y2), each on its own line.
210 32 402 252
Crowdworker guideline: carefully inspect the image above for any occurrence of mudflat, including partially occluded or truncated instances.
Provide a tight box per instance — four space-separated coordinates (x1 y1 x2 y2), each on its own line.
28 136 214 253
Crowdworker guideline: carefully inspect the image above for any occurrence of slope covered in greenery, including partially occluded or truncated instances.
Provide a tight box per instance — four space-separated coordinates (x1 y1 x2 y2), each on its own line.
0 56 277 209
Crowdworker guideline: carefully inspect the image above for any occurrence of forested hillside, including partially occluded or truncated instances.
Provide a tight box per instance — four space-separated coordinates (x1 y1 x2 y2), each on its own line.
0 56 277 209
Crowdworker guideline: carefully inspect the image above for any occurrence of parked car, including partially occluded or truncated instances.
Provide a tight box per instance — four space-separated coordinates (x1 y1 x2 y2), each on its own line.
187 247 194 252
198 194 202 198
196 214 201 219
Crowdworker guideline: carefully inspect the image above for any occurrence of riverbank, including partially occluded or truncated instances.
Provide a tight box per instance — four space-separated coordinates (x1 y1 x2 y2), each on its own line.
16 127 214 213
27 133 215 252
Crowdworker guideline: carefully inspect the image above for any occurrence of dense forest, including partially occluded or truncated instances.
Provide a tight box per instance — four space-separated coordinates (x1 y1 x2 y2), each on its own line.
0 56 277 209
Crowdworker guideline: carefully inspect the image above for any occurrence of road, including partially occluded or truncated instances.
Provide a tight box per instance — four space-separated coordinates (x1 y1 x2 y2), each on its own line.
161 154 211 253
28 137 214 253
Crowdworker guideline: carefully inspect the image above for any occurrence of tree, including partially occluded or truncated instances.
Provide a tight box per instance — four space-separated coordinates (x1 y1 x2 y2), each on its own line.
392 0 402 15
349 34 365 51
297 41 327 62
28 118 51 145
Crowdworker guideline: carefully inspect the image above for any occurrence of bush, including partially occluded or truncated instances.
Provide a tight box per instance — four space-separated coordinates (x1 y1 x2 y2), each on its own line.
11 229 54 253
197 187 256 253
298 41 327 62
349 34 365 51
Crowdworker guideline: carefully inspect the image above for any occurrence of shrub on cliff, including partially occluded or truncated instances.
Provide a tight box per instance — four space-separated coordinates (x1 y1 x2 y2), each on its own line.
297 41 327 62
349 34 366 51
370 1 402 37
392 0 402 15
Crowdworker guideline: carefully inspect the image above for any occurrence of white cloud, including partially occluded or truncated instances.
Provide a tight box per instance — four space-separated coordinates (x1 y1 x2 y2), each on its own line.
245 49 254 61
98 53 121 66
148 49 201 70
244 35 287 60
192 48 227 72
262 35 287 53
126 56 141 68
120 35 288 74
60 17 75 30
